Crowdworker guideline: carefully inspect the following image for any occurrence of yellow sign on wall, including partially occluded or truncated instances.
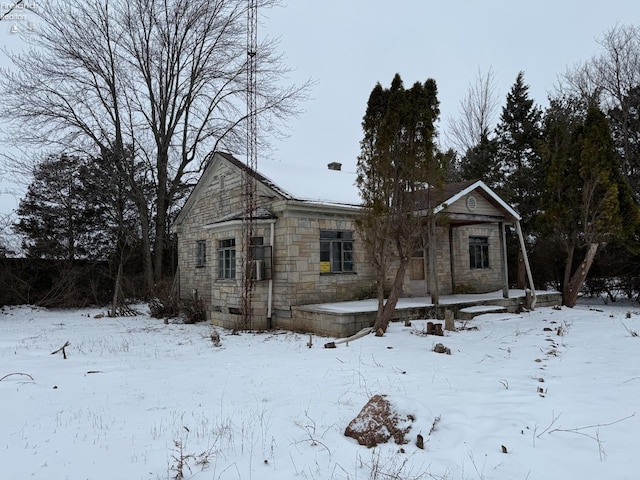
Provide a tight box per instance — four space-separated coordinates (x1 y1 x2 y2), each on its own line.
320 261 331 273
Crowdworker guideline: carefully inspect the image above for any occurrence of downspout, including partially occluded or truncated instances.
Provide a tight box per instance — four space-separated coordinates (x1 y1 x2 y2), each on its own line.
515 220 536 309
267 219 275 328
428 216 439 305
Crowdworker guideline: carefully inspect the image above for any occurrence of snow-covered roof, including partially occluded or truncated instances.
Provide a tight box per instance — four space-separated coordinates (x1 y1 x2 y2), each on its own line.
175 153 520 227
256 158 361 206
216 152 360 206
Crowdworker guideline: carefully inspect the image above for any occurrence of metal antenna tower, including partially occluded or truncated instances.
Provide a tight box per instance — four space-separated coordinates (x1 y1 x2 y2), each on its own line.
241 0 258 329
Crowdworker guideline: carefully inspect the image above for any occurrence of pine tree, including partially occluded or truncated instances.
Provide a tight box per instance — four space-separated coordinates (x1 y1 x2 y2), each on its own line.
459 133 499 185
541 100 640 306
356 74 443 333
14 153 138 262
494 72 543 287
495 72 543 212
15 155 100 261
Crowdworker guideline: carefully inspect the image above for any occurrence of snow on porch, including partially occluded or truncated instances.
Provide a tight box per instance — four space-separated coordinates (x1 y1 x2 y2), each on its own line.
289 290 562 338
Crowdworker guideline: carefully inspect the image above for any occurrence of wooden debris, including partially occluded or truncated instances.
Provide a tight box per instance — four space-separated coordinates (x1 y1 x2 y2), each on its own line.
51 341 71 359
0 372 34 382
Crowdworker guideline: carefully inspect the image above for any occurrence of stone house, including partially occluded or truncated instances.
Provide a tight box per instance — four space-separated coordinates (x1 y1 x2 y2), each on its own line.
172 152 529 332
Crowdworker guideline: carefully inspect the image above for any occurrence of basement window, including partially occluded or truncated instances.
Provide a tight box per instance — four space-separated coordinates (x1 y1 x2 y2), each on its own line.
469 236 489 269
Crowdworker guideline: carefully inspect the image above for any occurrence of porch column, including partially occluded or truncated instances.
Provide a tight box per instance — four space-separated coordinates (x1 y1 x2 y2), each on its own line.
499 222 509 298
515 220 537 309
428 216 439 305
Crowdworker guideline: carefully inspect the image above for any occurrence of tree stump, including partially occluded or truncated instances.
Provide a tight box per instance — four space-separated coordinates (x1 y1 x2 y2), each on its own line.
444 310 455 331
434 323 444 336
426 322 435 335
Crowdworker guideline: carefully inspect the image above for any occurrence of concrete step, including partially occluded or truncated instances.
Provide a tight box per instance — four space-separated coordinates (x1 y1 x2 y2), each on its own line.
458 305 507 320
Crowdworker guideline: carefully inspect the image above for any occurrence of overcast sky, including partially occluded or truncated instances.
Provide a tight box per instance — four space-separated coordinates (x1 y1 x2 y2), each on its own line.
263 0 640 171
1 1 640 215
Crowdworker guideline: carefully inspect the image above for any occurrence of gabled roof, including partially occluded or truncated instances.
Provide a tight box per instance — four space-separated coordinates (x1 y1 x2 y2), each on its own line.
217 152 361 206
173 152 360 228
175 152 520 228
434 179 521 221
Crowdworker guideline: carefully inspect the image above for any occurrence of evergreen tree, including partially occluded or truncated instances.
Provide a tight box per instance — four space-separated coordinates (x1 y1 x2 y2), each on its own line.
15 155 103 261
494 72 543 287
14 153 139 263
459 133 499 185
540 100 640 306
495 72 543 217
356 74 443 333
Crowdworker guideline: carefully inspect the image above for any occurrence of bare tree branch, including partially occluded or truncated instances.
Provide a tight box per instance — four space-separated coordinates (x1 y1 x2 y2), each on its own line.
0 0 24 22
0 0 310 289
446 66 500 154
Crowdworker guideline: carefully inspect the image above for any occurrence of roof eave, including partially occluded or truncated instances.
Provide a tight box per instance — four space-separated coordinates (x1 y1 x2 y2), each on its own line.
434 180 521 221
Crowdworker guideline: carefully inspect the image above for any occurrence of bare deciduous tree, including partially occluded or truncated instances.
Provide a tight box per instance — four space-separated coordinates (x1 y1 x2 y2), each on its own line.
0 0 308 292
0 0 23 21
446 67 500 154
560 24 640 189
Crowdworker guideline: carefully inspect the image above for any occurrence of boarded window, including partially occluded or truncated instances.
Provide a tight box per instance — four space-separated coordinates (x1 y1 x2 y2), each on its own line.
410 241 425 280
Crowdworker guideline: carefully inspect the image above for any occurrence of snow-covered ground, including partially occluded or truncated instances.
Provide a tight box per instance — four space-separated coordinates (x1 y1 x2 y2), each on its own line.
1 299 639 479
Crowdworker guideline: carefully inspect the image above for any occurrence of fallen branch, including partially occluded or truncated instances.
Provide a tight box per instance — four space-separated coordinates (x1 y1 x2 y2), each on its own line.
325 327 373 348
548 412 636 434
540 412 636 461
536 412 562 439
622 323 638 337
51 341 71 359
0 372 34 382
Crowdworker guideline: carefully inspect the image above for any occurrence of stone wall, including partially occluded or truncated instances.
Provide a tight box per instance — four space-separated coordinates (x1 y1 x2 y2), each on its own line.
450 224 503 293
175 156 379 331
175 154 512 333
271 210 377 309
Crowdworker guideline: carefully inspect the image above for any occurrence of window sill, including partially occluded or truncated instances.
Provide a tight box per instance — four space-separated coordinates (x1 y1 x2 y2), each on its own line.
320 271 357 276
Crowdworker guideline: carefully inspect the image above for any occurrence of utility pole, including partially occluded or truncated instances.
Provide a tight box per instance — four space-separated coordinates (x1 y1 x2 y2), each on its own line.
241 0 258 329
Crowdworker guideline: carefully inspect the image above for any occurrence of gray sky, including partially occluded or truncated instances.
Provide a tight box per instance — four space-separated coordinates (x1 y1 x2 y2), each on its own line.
264 0 640 170
1 1 640 215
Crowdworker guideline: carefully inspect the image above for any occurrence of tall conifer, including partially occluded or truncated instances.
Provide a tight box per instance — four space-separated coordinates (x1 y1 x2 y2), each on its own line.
356 74 443 332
